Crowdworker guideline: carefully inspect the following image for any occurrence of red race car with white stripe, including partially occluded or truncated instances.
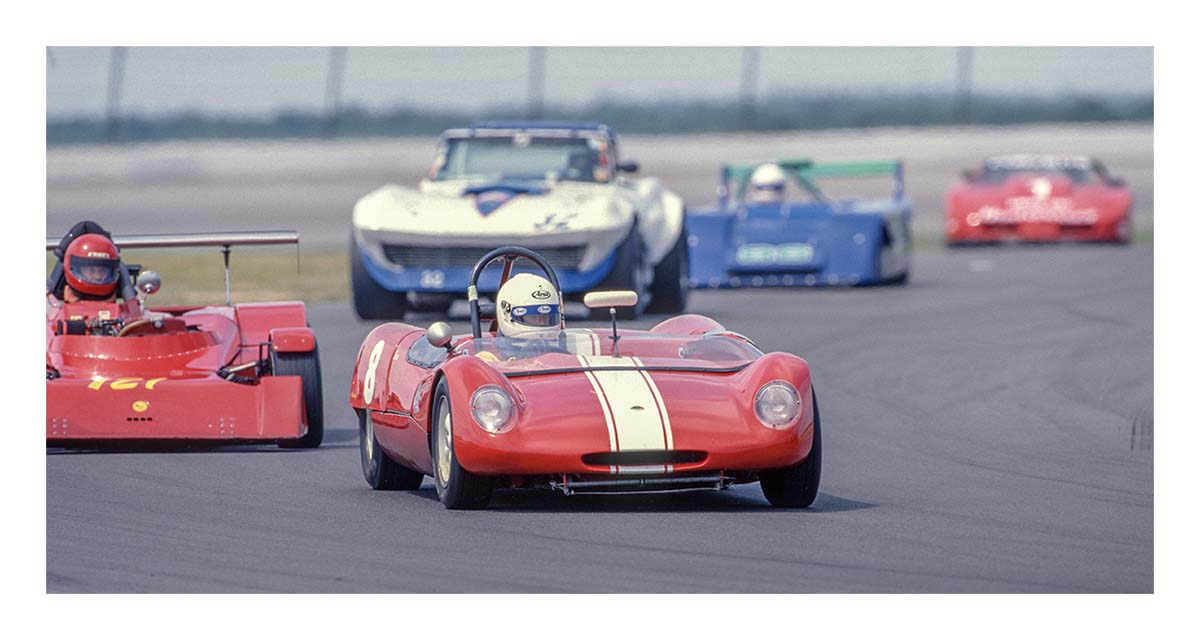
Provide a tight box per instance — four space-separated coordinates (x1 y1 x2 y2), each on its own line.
945 154 1132 245
349 247 821 509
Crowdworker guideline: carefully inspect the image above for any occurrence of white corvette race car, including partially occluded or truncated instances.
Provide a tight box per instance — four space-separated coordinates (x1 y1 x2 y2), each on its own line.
350 121 688 319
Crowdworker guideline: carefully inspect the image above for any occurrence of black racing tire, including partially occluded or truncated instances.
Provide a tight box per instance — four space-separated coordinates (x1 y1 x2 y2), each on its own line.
351 234 409 320
589 227 649 321
760 389 822 508
358 409 424 490
431 378 492 510
274 343 324 449
646 229 689 314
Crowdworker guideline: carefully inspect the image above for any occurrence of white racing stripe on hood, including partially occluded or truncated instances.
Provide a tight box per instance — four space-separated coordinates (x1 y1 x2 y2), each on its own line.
577 355 673 474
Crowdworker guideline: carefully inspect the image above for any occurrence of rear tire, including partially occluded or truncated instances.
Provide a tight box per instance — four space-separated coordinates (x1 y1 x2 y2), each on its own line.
647 230 689 314
760 390 822 508
351 234 409 320
589 227 649 321
274 344 324 449
359 409 424 490
431 378 492 510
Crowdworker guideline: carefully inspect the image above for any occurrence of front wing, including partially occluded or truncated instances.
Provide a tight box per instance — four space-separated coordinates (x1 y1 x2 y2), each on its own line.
46 375 306 442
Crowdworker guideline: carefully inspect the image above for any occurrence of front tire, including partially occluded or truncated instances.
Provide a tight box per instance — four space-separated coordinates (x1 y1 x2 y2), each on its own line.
431 378 492 510
647 230 689 314
359 409 424 490
351 235 409 320
760 390 822 508
589 228 649 321
274 344 324 449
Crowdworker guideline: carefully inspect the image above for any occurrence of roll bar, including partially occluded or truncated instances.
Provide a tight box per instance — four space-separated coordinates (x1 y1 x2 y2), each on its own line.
467 246 562 339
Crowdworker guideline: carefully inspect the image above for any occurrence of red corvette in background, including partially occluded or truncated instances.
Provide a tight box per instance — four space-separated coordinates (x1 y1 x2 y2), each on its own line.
349 247 822 510
46 223 324 448
945 154 1132 245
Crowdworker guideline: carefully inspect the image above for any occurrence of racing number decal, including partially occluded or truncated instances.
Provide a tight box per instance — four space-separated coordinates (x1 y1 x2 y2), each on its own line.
87 377 166 391
363 339 386 403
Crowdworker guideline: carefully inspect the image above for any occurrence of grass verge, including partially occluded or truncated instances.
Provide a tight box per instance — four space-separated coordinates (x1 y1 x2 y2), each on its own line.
48 246 349 307
48 231 1151 306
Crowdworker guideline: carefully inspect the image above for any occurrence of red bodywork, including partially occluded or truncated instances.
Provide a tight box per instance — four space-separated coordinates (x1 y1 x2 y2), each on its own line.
945 158 1132 244
46 296 315 443
347 314 815 488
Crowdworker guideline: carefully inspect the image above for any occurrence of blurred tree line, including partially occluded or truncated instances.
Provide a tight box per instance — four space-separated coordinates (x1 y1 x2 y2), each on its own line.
47 91 1153 145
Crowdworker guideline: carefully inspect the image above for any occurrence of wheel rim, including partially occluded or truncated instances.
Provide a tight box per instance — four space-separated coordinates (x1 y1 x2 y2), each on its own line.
363 410 376 463
436 399 452 486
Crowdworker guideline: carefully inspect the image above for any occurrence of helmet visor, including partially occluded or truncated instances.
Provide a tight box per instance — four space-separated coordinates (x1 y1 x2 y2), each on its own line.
510 304 560 328
69 256 119 286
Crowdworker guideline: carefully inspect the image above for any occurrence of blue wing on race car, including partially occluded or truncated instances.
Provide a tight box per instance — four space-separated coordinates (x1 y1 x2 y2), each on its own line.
686 159 912 288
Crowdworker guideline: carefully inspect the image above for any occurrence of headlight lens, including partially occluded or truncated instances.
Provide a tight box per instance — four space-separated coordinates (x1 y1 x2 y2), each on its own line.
470 386 515 433
754 381 801 428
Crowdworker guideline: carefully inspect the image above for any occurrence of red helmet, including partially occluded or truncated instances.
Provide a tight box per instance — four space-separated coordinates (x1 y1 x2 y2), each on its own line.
64 233 121 297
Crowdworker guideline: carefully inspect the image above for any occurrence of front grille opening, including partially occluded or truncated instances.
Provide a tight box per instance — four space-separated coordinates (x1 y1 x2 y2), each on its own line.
582 450 707 467
382 244 585 270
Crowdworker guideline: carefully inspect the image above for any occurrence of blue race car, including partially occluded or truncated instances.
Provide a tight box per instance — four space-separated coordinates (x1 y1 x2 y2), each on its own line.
686 159 912 288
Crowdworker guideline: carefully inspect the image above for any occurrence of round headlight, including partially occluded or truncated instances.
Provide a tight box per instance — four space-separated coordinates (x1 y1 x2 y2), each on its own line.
470 386 515 433
754 381 800 428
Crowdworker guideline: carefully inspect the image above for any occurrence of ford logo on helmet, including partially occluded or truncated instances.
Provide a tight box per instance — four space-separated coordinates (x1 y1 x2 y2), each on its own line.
532 289 552 300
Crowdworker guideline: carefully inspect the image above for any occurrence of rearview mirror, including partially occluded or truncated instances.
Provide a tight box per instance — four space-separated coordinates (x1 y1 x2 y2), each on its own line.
135 270 161 296
961 169 979 182
584 291 638 309
427 321 453 349
617 160 639 174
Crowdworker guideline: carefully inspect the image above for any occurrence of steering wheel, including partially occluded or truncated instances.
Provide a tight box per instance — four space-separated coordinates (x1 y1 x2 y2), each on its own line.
467 246 562 339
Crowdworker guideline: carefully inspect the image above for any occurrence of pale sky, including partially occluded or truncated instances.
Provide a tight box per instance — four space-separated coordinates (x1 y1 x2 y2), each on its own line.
45 46 1153 119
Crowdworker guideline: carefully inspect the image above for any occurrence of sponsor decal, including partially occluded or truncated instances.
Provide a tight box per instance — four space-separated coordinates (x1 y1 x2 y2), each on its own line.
512 307 528 317
532 211 578 232
87 251 111 258
537 305 551 314
736 243 814 265
131 400 149 413
87 377 166 391
969 197 1099 226
98 310 111 320
531 289 551 300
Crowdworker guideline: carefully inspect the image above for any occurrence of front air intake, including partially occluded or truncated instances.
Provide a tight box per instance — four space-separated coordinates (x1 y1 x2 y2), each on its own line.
581 450 707 467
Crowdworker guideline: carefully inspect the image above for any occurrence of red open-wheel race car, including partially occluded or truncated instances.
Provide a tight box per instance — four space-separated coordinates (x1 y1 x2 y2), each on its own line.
349 246 821 509
46 221 324 448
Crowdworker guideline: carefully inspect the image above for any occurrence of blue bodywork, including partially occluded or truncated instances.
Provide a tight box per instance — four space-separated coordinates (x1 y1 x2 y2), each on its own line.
686 160 912 288
356 243 619 296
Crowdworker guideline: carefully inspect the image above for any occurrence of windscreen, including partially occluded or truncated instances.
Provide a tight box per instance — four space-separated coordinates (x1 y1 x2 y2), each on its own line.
433 135 611 183
457 330 763 374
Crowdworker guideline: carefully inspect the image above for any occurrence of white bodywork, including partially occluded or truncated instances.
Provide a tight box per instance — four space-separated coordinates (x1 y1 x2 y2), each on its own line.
353 175 684 275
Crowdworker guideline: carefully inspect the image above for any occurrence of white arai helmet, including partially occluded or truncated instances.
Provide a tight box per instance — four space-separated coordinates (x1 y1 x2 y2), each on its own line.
496 273 562 340
748 163 787 203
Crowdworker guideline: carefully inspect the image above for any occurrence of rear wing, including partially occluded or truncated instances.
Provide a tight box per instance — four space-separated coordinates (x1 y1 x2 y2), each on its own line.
718 159 905 207
44 230 299 251
46 230 299 306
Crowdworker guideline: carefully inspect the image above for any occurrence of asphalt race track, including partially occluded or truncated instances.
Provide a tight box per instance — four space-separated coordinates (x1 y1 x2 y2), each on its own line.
46 243 1153 593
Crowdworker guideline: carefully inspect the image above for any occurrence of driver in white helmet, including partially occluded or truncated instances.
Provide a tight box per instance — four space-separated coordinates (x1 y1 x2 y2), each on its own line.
484 273 565 361
747 163 787 204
